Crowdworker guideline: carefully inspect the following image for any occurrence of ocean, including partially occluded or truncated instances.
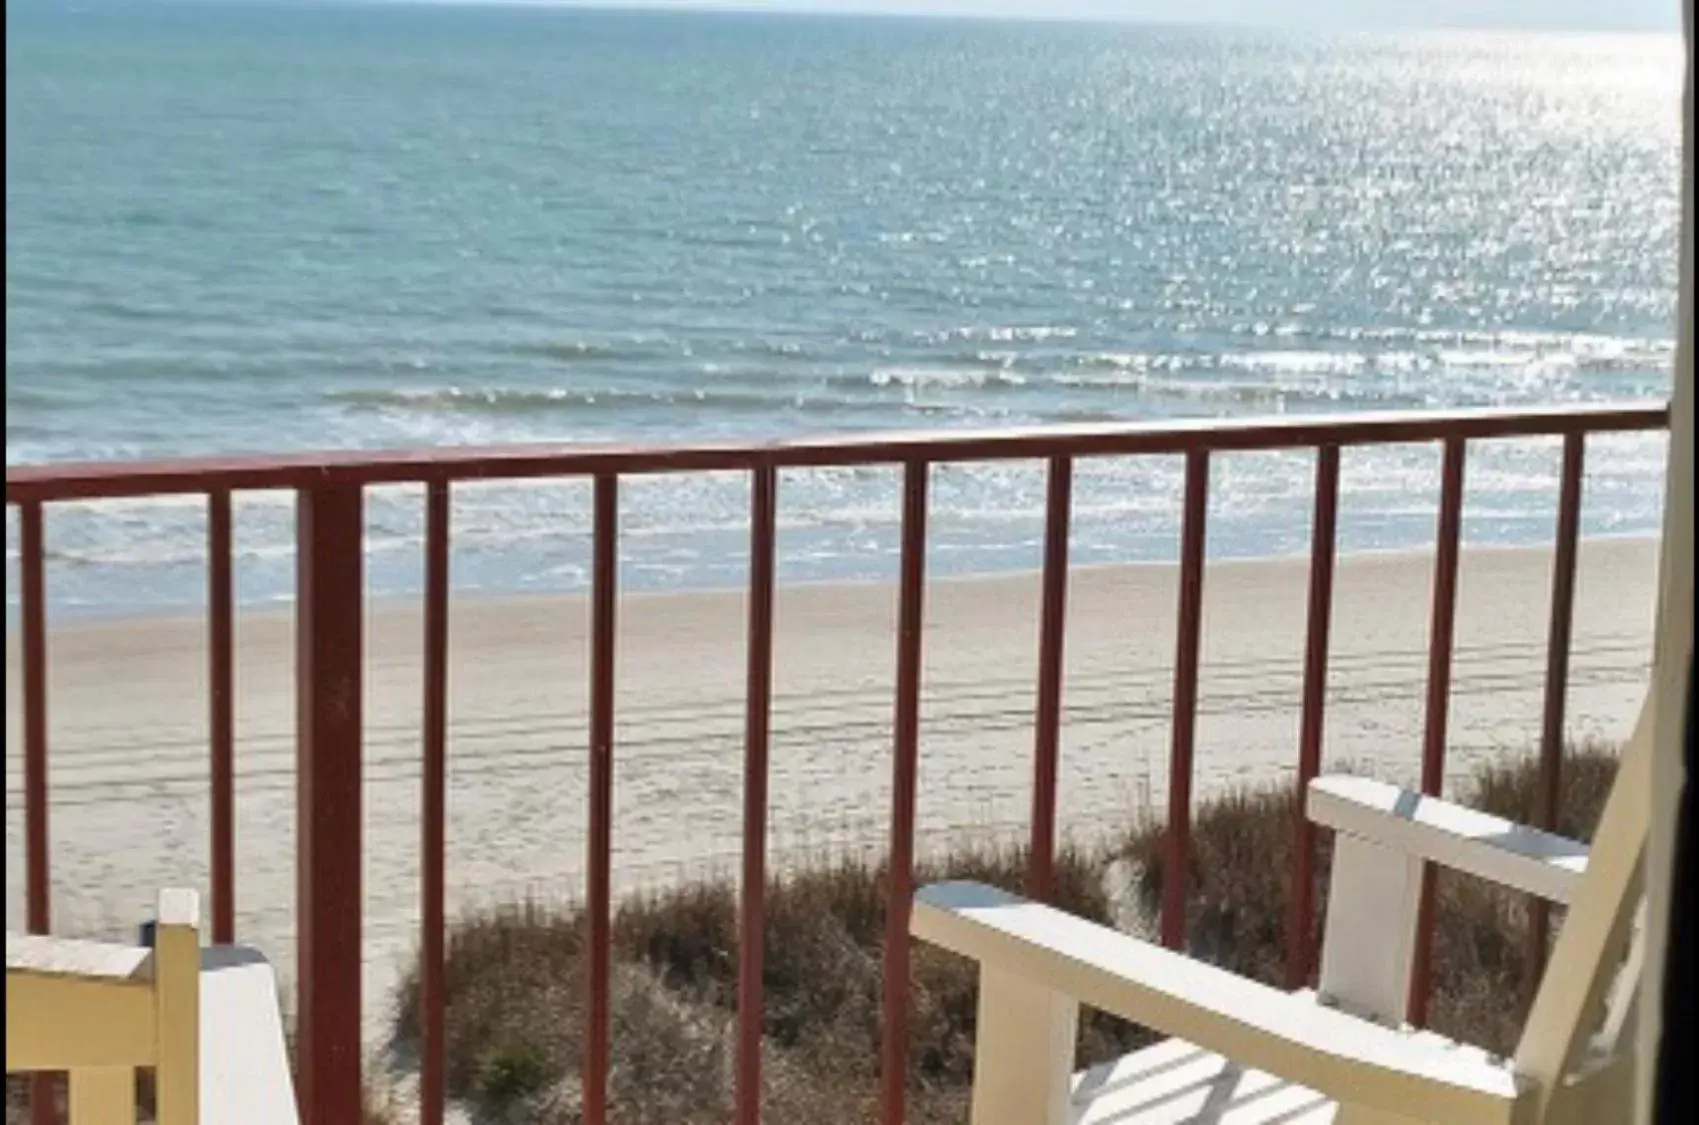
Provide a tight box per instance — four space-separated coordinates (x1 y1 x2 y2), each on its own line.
4 2 1682 615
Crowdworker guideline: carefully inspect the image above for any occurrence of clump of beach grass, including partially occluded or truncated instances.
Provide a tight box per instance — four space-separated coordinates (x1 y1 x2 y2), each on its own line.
385 742 1619 1124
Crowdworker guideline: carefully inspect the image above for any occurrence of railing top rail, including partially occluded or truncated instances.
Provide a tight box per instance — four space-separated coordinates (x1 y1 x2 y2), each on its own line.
5 401 1668 504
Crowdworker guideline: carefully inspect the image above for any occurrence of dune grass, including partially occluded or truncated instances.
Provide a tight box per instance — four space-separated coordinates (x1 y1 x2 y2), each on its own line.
384 741 1619 1124
388 842 1147 1123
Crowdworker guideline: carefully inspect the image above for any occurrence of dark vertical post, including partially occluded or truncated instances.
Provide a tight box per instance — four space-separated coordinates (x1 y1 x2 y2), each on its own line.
1287 445 1340 988
736 464 778 1125
1527 433 1585 989
20 500 55 1125
880 461 929 1125
1408 437 1467 1028
1162 450 1210 951
208 489 236 945
295 484 365 1124
21 500 49 936
583 474 618 1125
420 481 451 1125
1029 456 1073 903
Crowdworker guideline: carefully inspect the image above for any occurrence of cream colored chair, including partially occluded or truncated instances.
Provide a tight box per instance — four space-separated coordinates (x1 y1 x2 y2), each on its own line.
912 698 1653 1125
5 889 297 1125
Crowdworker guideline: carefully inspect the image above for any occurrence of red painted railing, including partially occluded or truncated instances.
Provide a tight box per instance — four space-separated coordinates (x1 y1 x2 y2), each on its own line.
5 402 1668 1125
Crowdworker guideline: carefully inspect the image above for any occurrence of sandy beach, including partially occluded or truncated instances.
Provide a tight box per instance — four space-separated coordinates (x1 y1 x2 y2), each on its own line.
5 536 1660 1048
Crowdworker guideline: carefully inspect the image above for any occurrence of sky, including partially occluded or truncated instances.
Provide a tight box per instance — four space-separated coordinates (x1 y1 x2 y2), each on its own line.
557 0 1682 32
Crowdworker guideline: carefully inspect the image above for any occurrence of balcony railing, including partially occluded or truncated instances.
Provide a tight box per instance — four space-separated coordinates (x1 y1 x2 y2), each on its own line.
4 401 1669 1125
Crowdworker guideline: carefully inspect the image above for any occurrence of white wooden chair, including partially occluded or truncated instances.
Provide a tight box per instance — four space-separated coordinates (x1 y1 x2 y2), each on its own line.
912 698 1654 1125
5 889 298 1125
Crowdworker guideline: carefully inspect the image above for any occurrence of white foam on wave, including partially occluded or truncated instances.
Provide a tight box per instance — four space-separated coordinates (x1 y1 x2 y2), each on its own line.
1218 350 1370 376
7 357 1670 610
868 366 1029 389
892 324 1080 346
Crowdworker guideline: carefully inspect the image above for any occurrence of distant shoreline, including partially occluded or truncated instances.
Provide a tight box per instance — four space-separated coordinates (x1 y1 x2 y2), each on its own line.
5 528 1666 629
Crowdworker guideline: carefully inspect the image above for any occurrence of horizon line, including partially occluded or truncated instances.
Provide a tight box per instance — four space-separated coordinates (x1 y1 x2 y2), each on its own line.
28 0 1683 36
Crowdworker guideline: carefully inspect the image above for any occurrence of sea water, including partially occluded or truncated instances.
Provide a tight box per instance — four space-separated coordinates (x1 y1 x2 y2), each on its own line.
5 3 1681 614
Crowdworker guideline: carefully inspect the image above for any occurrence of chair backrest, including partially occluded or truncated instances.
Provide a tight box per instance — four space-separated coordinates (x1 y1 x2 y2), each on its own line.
6 888 201 1125
1512 696 1654 1123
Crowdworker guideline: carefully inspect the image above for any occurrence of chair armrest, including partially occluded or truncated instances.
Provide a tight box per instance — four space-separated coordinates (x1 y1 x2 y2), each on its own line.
4 888 198 984
913 881 1521 1125
7 932 154 982
1307 775 1588 904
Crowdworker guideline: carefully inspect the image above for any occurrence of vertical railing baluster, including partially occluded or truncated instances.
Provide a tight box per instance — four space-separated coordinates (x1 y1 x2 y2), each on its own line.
584 474 619 1125
1408 436 1467 1028
295 484 366 1124
880 461 929 1125
1161 450 1210 951
1287 444 1340 989
208 489 236 945
1028 456 1073 903
736 464 778 1125
420 481 451 1125
20 500 55 1125
1527 433 1585 992
21 500 49 934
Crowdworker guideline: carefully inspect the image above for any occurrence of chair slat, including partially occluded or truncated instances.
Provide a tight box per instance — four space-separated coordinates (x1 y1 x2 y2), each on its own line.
6 973 156 1071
